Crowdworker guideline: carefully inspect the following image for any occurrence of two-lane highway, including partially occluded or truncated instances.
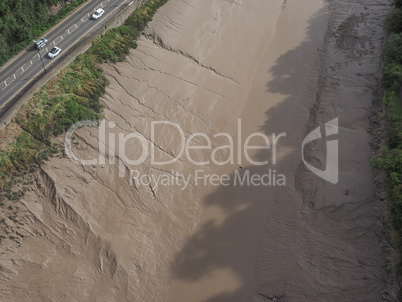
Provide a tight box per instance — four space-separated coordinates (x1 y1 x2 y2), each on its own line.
0 0 135 117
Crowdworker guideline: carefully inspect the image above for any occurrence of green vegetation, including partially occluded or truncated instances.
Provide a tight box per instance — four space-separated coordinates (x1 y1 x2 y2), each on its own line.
0 0 169 198
0 0 89 67
371 0 402 292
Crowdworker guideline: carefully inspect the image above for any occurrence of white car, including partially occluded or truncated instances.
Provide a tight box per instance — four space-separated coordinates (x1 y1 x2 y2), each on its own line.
48 47 61 59
91 8 105 20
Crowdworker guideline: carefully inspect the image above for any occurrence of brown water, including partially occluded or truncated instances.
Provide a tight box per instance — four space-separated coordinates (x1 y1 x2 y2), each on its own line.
0 0 391 301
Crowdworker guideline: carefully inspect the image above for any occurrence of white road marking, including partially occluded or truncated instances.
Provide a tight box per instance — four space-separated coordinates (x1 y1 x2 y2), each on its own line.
129 1 133 5
39 48 48 56
6 75 16 86
15 67 24 77
32 53 40 61
23 62 32 71
67 24 78 34
81 13 89 23
0 81 6 91
53 36 63 45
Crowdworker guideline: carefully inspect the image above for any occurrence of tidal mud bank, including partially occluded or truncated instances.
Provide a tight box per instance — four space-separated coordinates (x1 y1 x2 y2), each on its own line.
0 0 394 301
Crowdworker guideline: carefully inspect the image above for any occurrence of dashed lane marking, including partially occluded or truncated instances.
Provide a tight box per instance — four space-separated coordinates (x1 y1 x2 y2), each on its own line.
15 67 24 77
2 37 59 92
5 75 16 86
81 13 90 23
53 36 63 45
67 24 78 34
23 61 32 71
32 53 40 61
39 48 48 56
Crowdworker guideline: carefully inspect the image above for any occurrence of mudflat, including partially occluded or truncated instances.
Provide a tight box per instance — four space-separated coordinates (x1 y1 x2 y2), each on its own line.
0 0 391 301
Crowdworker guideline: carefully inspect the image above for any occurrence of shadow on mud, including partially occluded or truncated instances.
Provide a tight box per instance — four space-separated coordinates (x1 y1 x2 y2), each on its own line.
167 3 387 301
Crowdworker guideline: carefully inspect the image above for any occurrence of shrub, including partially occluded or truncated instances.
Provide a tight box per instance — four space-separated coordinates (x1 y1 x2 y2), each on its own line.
371 149 402 178
374 0 402 291
382 62 402 89
385 8 402 33
384 33 402 65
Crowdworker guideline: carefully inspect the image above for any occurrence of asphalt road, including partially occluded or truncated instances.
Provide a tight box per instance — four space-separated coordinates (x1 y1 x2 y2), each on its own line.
0 0 133 117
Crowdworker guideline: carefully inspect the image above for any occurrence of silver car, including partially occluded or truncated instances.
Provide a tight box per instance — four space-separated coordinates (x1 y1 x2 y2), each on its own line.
33 38 48 50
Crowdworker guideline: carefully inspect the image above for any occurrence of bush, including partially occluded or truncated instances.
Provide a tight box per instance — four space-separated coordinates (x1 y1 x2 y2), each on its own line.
385 8 402 33
383 89 399 106
372 150 402 242
383 62 402 89
371 149 402 178
375 0 402 291
384 33 402 65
